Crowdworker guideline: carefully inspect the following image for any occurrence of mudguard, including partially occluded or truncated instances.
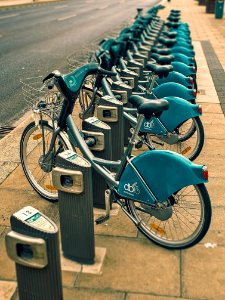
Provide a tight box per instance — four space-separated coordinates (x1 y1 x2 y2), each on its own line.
138 96 201 134
156 71 193 88
151 82 196 102
176 36 192 43
159 96 201 131
174 41 194 50
171 46 195 57
171 62 196 77
117 150 207 204
159 97 201 132
140 116 168 135
172 53 195 67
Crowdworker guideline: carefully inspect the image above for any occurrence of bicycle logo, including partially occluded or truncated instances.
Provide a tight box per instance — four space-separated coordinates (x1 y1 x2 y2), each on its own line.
143 120 154 130
124 182 141 194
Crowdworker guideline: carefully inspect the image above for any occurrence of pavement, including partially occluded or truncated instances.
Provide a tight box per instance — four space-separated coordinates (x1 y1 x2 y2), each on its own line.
0 0 225 299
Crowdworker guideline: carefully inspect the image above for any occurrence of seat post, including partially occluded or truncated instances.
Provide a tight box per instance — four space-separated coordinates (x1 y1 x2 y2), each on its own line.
149 74 158 93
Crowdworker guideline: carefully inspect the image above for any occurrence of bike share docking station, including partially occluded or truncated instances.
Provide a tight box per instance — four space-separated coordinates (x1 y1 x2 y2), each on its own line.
126 59 144 79
119 68 139 92
5 206 63 300
52 150 95 264
82 116 112 209
110 79 133 146
97 95 124 161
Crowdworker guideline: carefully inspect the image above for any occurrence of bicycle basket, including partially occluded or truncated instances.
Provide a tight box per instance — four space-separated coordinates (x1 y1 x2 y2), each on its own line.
20 76 63 116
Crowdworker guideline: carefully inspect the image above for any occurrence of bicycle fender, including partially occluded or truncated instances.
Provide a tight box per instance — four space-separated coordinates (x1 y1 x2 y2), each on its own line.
171 46 195 57
117 150 207 204
171 61 195 77
156 71 193 88
140 116 168 135
152 82 196 102
159 96 201 132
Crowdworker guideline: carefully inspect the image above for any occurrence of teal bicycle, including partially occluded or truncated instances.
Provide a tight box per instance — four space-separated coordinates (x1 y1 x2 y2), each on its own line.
20 63 211 249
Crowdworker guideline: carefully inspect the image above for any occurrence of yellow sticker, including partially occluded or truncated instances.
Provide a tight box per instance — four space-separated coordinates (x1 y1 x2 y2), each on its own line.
45 185 57 191
33 133 43 140
181 146 191 155
150 223 166 236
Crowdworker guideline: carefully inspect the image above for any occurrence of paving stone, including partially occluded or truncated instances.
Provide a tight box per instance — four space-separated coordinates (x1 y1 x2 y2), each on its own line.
205 177 225 206
201 113 225 125
195 155 225 178
200 103 223 114
94 208 138 238
199 138 225 158
0 187 57 227
182 245 225 300
62 271 78 288
64 287 125 300
0 233 16 281
203 123 225 139
201 206 225 247
127 294 190 300
0 164 33 191
0 281 17 300
76 236 180 296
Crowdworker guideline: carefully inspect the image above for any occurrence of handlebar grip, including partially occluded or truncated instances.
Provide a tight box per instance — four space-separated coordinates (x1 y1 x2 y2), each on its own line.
43 70 61 83
98 67 117 76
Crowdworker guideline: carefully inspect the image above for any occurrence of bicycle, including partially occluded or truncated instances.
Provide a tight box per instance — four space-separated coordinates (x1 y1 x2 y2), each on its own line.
20 63 211 249
75 48 204 161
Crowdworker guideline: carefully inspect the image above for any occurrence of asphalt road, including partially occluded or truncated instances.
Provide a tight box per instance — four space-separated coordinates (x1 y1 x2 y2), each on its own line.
0 0 159 125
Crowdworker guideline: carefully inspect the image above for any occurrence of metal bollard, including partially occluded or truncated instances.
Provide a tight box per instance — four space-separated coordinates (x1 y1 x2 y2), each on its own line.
111 80 133 103
215 0 224 18
5 206 63 300
52 150 95 264
126 60 144 78
97 95 124 161
82 116 112 209
119 69 139 92
110 81 133 146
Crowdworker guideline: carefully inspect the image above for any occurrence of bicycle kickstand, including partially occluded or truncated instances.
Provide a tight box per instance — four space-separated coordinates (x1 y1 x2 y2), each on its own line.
95 189 111 224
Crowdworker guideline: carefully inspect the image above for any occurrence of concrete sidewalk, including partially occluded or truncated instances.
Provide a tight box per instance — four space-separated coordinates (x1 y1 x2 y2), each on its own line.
0 0 225 299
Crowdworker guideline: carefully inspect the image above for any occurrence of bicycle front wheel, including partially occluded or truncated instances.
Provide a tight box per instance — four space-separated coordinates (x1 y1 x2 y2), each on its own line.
127 184 211 249
20 121 73 202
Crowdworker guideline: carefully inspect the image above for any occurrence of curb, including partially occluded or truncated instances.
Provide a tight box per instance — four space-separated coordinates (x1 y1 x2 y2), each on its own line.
0 112 33 184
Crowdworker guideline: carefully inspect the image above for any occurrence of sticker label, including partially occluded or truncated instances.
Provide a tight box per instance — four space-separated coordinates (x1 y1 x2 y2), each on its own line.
14 206 55 232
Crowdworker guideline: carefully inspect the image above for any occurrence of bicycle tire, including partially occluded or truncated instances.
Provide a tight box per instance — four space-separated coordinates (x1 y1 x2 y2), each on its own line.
127 183 211 249
20 120 73 202
148 116 204 161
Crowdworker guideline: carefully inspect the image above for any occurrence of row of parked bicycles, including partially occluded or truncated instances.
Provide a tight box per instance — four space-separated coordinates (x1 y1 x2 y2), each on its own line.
19 4 211 249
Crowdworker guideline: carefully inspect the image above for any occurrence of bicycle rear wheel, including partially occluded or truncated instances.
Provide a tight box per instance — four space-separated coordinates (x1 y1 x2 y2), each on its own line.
127 183 211 249
148 117 204 161
20 121 73 202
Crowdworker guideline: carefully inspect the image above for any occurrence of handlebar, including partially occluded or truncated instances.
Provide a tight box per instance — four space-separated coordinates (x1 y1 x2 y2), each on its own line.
97 67 117 77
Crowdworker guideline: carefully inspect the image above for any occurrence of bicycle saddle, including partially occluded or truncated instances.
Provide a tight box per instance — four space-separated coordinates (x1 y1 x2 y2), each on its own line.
162 31 177 38
171 9 181 13
129 95 169 119
165 21 180 29
158 37 177 47
151 53 174 65
145 63 173 78
151 47 172 55
167 16 180 22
